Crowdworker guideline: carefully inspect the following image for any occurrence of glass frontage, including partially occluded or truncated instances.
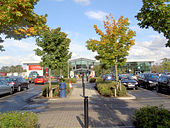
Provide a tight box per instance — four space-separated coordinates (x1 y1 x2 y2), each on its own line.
69 58 153 77
69 58 97 77
120 62 152 74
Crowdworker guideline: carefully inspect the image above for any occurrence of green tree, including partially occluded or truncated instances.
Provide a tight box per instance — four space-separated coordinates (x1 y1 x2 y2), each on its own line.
135 0 170 47
34 27 72 98
0 66 10 73
86 14 136 81
93 63 111 77
162 58 170 71
152 64 163 72
15 65 24 75
9 65 15 75
0 0 47 51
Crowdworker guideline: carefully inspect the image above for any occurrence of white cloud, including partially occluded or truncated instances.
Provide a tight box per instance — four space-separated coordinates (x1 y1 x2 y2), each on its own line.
4 39 37 52
0 56 23 66
85 11 108 21
69 41 97 60
128 35 170 61
74 0 90 6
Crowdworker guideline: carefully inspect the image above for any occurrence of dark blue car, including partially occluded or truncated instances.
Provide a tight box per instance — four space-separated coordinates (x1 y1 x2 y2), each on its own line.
121 77 138 90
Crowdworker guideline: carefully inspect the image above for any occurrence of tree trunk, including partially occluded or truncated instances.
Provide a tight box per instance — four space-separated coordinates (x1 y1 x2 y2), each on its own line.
60 69 63 78
49 67 53 98
68 62 69 78
115 62 118 81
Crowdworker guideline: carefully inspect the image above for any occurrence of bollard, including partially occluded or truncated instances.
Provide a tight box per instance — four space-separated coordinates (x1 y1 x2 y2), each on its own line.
84 96 89 128
83 82 85 97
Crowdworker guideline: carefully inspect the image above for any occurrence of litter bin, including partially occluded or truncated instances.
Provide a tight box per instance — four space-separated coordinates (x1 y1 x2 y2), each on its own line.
59 82 66 98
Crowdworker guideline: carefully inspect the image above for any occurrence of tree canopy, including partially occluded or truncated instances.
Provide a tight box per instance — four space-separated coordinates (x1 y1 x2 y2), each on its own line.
35 27 72 70
34 27 72 97
86 14 136 80
0 0 47 51
135 0 170 47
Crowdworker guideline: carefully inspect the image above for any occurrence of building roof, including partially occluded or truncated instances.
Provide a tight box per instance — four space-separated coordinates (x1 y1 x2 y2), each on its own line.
22 58 155 65
22 61 41 65
126 59 155 63
69 57 96 62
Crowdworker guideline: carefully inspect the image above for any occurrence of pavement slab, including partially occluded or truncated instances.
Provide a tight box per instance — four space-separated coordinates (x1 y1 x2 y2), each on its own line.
26 80 137 128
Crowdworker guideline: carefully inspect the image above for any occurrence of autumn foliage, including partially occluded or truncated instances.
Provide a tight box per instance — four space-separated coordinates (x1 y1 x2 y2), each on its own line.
86 14 136 80
0 0 47 40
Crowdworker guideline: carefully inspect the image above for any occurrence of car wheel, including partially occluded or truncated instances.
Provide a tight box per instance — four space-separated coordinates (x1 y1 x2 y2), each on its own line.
156 86 160 93
17 86 21 92
10 88 13 94
27 84 30 89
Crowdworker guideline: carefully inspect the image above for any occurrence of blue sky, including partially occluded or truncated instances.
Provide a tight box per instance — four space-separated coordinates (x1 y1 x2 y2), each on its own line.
0 0 169 67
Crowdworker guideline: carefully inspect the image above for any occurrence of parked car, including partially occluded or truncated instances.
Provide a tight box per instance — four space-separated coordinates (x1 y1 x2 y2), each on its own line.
102 74 115 81
28 71 39 83
34 76 47 84
119 74 129 80
0 79 14 95
121 76 138 90
137 73 158 89
5 76 30 92
156 75 170 94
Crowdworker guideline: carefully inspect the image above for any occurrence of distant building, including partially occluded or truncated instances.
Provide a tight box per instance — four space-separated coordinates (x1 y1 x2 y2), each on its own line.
22 58 155 77
124 59 155 74
69 58 99 78
22 61 43 77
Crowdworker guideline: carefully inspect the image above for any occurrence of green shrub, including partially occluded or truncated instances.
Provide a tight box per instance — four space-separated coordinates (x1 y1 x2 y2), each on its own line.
117 85 127 97
64 78 77 83
133 106 170 128
42 83 71 97
89 77 96 83
95 77 103 83
0 111 38 128
96 81 127 97
89 77 103 83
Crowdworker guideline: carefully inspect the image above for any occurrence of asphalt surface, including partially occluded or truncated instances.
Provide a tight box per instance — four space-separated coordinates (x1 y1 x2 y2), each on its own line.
0 84 43 113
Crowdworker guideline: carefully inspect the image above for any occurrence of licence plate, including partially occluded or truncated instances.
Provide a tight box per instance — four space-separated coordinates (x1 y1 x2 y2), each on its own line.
128 84 135 87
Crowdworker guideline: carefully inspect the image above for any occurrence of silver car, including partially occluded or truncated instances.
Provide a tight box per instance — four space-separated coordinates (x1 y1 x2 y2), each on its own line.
0 79 14 95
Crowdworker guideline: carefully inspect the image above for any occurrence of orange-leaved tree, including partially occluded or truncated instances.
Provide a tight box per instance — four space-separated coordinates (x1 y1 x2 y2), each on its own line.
86 14 136 81
0 0 48 51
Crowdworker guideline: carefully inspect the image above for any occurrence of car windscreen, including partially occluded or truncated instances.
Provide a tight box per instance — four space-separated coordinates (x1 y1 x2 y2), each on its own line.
6 77 17 82
149 74 158 80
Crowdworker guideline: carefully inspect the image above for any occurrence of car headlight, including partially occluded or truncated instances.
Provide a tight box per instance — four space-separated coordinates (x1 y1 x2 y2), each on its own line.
149 81 153 84
123 83 127 85
135 82 138 85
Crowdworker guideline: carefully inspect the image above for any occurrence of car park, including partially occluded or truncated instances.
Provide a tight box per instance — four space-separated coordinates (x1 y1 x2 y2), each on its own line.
0 79 14 95
156 75 170 94
137 73 158 89
34 76 47 84
5 76 30 92
121 76 138 90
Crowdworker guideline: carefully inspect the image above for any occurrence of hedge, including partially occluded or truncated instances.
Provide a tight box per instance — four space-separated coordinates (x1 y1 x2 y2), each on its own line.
42 83 71 97
0 111 38 128
96 81 127 97
64 78 77 83
133 106 170 128
89 77 103 83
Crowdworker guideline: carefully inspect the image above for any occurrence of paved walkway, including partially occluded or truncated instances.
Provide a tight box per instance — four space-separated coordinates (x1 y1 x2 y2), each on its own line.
26 80 139 128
